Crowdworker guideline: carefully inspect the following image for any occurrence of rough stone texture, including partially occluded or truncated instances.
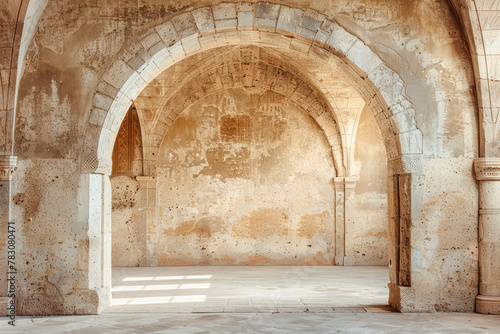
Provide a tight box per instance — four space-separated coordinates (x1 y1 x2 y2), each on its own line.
111 176 144 267
11 159 110 315
3 0 484 315
154 88 336 266
347 106 388 266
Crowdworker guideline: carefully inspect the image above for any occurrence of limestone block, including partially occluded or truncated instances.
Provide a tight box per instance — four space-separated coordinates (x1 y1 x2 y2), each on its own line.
151 50 173 71
102 113 116 132
368 64 400 92
170 40 186 62
181 35 201 55
140 31 162 52
380 82 406 108
119 72 143 101
482 30 500 55
260 31 283 46
236 3 254 12
147 41 167 59
119 41 149 65
213 3 236 20
296 26 316 40
299 9 324 32
93 92 114 111
237 11 254 27
154 121 169 136
215 18 238 31
192 7 215 32
171 12 199 39
326 23 357 54
82 124 102 153
146 134 164 148
89 108 107 127
198 33 218 49
102 60 135 90
346 40 383 76
125 55 145 71
315 19 335 45
316 110 335 127
155 20 179 47
254 2 280 28
276 6 301 32
96 81 119 100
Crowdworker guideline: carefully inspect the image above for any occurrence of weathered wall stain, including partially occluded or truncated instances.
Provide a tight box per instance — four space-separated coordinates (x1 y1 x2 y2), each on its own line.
233 208 289 239
155 88 336 265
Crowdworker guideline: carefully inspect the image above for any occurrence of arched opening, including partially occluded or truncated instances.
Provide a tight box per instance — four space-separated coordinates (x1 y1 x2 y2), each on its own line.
11 2 426 314
8 0 482 317
107 41 393 312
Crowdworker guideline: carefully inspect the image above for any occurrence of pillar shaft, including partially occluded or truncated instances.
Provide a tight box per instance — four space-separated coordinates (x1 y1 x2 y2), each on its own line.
0 156 17 315
474 158 500 314
333 176 358 266
136 176 157 267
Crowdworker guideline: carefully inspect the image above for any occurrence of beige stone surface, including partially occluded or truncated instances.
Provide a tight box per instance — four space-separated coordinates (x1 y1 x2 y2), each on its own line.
0 0 494 317
155 88 336 266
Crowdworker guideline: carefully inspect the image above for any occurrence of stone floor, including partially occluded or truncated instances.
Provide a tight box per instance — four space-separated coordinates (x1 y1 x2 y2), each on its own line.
3 266 500 333
4 311 500 333
109 266 390 313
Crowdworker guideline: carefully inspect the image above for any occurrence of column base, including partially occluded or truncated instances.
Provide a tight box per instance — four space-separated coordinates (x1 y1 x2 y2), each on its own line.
476 295 500 314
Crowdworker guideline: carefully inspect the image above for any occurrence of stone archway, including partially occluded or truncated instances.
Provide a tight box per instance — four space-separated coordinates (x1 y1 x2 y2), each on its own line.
79 2 423 313
81 3 422 176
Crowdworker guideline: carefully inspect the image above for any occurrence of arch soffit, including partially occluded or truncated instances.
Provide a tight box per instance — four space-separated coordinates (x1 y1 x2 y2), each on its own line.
82 2 422 175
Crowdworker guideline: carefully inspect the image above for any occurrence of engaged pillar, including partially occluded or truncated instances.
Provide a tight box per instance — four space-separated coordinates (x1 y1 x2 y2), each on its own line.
0 156 17 315
475 158 500 314
334 176 358 266
137 176 157 267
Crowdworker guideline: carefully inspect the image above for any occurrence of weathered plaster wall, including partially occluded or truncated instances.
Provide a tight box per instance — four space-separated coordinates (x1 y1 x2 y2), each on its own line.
111 176 144 267
110 106 145 267
155 88 336 265
11 0 479 314
11 159 111 315
346 105 388 266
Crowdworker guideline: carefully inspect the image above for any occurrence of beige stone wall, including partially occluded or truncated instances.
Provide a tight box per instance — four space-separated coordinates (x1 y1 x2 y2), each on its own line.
346 106 388 266
11 0 480 314
155 88 336 265
111 176 144 267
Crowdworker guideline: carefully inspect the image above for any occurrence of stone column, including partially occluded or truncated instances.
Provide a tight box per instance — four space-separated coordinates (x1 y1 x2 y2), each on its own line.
0 156 17 315
474 158 500 314
333 176 358 266
136 176 157 267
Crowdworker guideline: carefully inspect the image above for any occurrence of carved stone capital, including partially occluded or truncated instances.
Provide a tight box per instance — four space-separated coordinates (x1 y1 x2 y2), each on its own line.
474 158 500 181
0 156 18 181
81 153 112 175
389 155 421 175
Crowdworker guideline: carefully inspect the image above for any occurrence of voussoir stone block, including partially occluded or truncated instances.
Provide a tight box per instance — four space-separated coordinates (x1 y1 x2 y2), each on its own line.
155 20 180 47
277 6 302 32
326 23 357 54
213 3 236 20
254 2 280 28
192 7 215 32
102 59 136 89
171 13 199 39
346 40 383 76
